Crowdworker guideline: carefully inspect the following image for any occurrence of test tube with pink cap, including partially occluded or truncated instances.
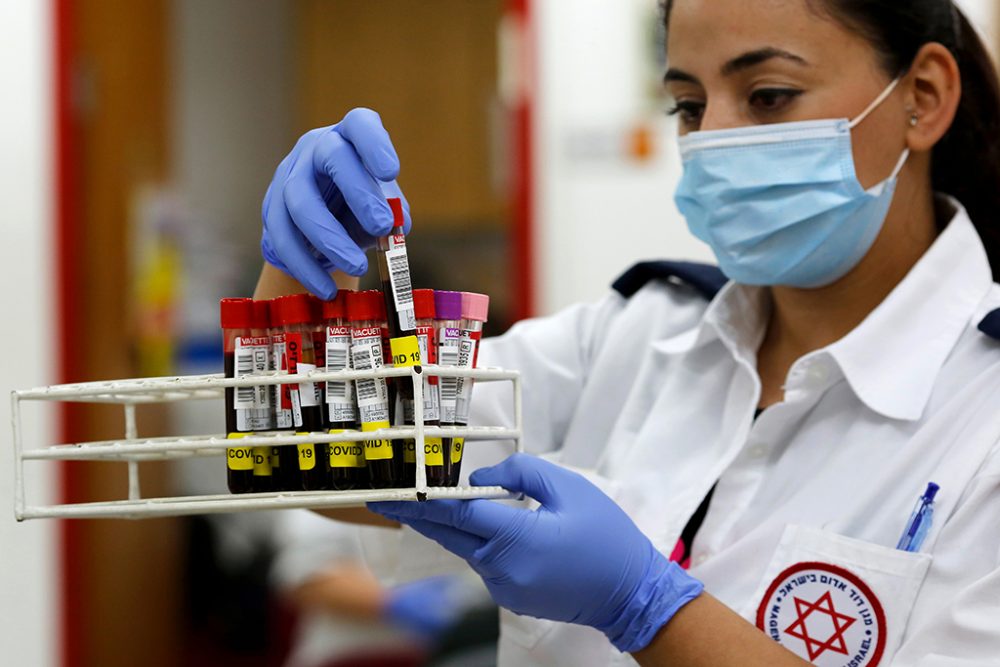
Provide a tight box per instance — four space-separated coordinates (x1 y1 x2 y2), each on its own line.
449 292 489 486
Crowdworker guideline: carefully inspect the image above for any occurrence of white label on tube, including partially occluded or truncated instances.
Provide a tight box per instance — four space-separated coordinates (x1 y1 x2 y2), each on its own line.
273 338 293 429
454 331 480 424
351 333 390 424
297 362 320 407
417 331 440 422
233 338 257 410
438 327 461 423
325 328 356 422
385 245 416 331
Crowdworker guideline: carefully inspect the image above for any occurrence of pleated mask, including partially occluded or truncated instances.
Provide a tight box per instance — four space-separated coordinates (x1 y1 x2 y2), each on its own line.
674 78 909 288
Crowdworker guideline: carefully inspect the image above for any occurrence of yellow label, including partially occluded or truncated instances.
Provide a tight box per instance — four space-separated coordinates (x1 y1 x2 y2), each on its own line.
425 437 444 466
329 429 366 468
226 433 253 471
389 335 422 368
252 447 272 477
451 437 465 464
270 446 281 469
362 420 393 460
297 435 316 471
403 439 416 463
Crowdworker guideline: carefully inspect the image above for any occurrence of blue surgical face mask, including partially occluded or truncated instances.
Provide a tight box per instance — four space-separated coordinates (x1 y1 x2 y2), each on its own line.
673 78 909 288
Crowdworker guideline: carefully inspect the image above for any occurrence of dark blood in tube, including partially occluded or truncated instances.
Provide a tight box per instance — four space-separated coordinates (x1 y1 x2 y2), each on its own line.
269 298 300 491
347 290 398 488
322 290 366 490
274 293 330 490
221 298 255 494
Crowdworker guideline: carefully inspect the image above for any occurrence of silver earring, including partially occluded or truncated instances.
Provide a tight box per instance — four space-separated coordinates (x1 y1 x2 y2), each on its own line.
909 114 919 127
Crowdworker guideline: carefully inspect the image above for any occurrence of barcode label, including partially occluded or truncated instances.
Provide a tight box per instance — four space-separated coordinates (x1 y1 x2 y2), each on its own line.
417 331 439 421
325 331 356 422
385 246 416 331
233 340 256 409
351 333 390 423
251 345 270 408
234 338 273 426
454 330 480 423
437 328 461 422
272 338 293 428
237 409 272 432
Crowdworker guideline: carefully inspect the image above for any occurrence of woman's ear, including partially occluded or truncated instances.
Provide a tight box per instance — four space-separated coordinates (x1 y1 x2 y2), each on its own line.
905 42 962 152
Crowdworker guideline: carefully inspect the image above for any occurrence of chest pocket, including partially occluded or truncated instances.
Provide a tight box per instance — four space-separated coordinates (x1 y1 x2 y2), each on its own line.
744 524 931 667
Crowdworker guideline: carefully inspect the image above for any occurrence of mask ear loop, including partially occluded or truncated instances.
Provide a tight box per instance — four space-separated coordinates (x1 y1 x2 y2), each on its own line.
888 148 910 180
849 77 902 129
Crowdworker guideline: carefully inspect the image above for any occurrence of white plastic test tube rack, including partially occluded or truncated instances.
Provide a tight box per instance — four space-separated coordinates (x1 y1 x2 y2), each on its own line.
10 365 522 520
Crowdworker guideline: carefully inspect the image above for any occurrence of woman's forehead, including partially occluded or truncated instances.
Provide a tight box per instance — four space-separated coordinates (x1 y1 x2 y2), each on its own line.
666 0 872 74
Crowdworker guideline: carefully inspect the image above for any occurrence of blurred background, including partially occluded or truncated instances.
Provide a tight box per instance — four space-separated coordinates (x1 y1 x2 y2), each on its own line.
1 1 997 666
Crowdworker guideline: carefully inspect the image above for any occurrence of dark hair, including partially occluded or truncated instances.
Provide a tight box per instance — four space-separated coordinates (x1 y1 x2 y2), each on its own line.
663 0 1000 280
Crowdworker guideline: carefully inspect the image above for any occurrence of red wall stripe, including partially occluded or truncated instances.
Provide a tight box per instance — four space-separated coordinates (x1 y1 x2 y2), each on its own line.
509 0 535 321
53 0 84 665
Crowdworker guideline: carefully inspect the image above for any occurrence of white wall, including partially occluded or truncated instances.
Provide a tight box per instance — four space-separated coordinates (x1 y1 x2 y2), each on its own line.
957 0 998 58
532 0 712 315
0 2 59 666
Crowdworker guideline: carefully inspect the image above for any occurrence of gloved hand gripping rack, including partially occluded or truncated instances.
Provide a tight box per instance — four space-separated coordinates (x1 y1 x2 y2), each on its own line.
11 365 521 520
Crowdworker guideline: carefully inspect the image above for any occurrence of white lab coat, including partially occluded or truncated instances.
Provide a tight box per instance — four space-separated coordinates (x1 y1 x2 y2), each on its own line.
362 202 1000 666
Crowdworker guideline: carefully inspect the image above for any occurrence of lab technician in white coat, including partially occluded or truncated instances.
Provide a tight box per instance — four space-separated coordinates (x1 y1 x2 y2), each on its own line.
252 0 1000 665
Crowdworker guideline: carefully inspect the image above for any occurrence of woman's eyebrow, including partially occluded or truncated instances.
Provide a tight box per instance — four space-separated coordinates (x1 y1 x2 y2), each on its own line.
664 47 809 85
721 47 809 75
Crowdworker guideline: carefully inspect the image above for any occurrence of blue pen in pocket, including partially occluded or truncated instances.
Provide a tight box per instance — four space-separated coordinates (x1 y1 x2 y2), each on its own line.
896 482 939 553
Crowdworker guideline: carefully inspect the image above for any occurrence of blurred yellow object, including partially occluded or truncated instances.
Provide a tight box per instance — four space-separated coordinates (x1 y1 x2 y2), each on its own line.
134 232 180 377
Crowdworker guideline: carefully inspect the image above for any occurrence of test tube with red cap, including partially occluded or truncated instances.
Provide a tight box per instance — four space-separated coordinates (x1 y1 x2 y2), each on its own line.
323 290 365 490
220 298 256 493
376 198 417 336
347 290 398 488
306 295 329 424
434 290 463 484
450 292 490 485
269 298 299 490
248 299 275 491
402 289 445 486
274 293 330 490
375 198 423 486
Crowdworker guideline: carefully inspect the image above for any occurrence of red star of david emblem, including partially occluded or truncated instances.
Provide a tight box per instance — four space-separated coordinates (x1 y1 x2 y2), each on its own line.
783 590 857 661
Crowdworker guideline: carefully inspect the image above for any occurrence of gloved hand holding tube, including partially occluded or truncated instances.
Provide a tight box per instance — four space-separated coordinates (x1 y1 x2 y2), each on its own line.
261 108 413 299
369 454 704 654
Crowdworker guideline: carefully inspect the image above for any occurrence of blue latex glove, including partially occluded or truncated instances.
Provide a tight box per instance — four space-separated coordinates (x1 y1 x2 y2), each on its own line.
261 108 413 299
369 454 704 653
383 575 470 642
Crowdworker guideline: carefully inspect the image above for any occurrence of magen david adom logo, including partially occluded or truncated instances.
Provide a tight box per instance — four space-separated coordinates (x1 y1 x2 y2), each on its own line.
756 561 887 666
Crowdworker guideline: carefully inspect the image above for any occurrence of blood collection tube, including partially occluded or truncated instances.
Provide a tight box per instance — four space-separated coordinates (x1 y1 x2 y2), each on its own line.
376 198 422 487
275 293 330 490
249 299 275 491
408 289 446 486
323 290 365 490
221 298 255 494
269 299 299 491
347 290 398 488
451 292 490 485
376 198 418 336
434 290 463 484
307 295 329 424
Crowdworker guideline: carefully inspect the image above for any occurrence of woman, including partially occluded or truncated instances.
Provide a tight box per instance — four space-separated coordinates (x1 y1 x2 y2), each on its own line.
254 1 1000 664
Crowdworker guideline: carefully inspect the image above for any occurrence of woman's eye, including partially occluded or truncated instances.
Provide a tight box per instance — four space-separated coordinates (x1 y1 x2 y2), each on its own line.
667 100 705 125
748 88 803 114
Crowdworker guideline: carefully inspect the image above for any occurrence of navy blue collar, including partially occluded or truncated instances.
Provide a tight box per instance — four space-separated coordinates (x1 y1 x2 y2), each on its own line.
978 308 1000 341
611 260 1000 345
612 261 727 301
